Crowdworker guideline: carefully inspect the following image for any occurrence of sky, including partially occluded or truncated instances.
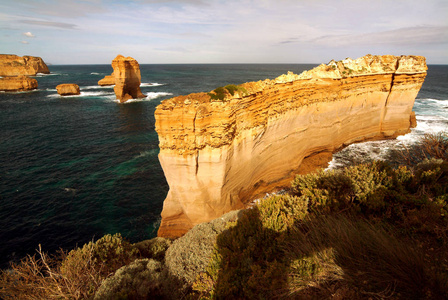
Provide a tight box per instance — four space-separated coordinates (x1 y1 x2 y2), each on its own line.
0 0 447 65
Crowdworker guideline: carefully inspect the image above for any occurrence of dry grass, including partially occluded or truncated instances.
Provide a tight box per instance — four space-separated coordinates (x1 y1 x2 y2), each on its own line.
0 244 104 300
284 215 448 299
389 131 448 167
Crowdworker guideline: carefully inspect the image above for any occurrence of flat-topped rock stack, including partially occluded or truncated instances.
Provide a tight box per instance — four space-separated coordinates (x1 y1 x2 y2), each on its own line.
56 84 80 96
155 54 427 238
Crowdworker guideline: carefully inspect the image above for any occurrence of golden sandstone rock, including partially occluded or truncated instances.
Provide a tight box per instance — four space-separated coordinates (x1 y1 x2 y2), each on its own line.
155 54 427 238
0 54 49 76
98 74 115 86
56 83 80 96
111 55 146 103
0 75 38 92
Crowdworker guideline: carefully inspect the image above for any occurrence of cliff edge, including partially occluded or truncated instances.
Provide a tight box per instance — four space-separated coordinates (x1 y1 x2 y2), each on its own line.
0 54 49 76
155 54 427 238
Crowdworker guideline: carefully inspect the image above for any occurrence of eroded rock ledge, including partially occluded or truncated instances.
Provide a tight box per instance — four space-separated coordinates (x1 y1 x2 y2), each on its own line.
155 54 427 238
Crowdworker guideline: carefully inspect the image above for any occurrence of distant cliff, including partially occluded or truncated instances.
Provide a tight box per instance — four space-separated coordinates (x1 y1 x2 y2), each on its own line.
155 54 427 238
0 54 49 76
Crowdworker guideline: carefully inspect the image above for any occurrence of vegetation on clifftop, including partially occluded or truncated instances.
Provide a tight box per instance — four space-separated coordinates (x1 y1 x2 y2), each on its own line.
1 132 447 299
208 84 248 101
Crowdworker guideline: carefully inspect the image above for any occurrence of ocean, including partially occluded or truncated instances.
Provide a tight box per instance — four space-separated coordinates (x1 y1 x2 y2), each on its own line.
0 64 447 268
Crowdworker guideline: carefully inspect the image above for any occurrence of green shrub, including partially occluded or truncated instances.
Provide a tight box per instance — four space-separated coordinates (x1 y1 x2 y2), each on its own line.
284 215 448 299
208 84 248 101
94 259 165 300
61 233 139 278
193 198 300 299
164 210 240 297
133 237 172 261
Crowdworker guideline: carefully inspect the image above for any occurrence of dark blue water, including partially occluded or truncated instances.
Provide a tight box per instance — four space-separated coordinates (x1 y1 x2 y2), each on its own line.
0 64 319 268
0 64 446 268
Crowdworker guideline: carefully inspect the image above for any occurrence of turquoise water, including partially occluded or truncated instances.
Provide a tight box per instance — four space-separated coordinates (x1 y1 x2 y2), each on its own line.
0 64 446 268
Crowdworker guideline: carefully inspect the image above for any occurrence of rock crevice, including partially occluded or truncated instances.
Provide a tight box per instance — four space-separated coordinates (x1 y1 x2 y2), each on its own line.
155 54 427 238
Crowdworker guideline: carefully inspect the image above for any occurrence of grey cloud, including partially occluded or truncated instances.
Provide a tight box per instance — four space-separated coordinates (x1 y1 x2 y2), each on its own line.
20 20 77 29
311 26 448 47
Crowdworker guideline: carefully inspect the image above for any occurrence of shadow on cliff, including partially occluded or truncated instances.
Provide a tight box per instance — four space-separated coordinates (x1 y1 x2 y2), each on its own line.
205 206 447 299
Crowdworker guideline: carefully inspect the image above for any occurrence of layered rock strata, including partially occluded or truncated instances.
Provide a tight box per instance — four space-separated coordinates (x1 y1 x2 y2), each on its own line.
56 83 80 96
155 54 427 238
0 75 38 92
111 55 146 103
0 54 49 76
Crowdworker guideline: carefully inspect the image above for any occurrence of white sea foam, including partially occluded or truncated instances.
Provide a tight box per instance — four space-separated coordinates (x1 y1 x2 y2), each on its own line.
34 73 63 77
115 92 173 104
90 72 102 75
146 92 172 99
141 82 165 87
46 91 114 98
327 106 448 170
81 85 114 90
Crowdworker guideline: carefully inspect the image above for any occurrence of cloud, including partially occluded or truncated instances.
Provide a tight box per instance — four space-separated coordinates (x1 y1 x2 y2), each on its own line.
22 31 35 38
20 20 77 29
310 26 448 47
20 41 29 44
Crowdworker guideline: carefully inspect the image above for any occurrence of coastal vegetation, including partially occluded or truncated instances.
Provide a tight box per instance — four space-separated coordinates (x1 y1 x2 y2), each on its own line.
208 84 248 101
1 132 447 299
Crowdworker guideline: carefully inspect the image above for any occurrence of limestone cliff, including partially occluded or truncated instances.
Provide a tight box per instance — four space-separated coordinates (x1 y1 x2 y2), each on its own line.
0 54 49 76
111 55 146 103
56 83 80 96
0 75 38 92
155 54 427 238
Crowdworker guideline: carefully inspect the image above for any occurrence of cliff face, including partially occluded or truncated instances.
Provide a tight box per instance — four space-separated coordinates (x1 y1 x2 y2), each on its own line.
155 54 427 238
0 75 38 91
0 54 49 76
111 55 146 103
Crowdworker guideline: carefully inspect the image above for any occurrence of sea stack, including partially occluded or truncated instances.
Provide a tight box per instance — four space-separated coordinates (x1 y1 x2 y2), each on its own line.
56 83 81 96
0 54 49 76
98 74 115 86
0 75 38 92
155 54 427 238
111 55 146 103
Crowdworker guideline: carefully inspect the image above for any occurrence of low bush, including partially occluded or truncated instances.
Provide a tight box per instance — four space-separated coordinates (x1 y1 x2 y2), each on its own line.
164 210 240 298
94 259 165 300
0 234 140 299
208 84 248 100
133 237 172 261
285 215 448 299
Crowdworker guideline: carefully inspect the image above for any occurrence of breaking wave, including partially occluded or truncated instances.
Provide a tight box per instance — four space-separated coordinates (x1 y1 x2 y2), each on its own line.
46 91 115 98
116 92 173 104
141 82 165 87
